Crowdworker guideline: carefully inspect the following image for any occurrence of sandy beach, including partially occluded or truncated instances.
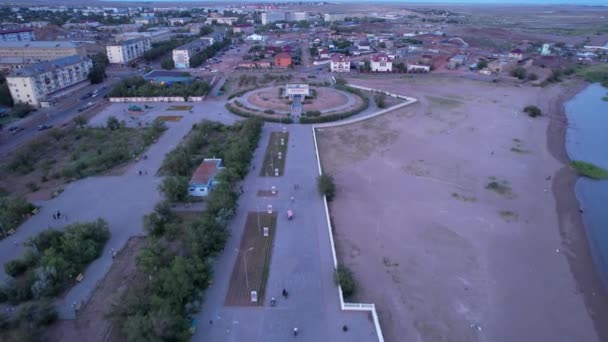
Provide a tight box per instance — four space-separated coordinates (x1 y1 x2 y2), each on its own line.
316 74 607 342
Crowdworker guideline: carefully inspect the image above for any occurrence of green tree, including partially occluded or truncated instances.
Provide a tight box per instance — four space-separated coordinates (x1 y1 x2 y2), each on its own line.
523 105 542 117
106 116 121 130
158 176 189 202
477 59 488 69
334 265 356 298
374 93 387 108
72 114 88 128
510 67 527 80
88 66 106 84
161 58 175 70
317 174 336 201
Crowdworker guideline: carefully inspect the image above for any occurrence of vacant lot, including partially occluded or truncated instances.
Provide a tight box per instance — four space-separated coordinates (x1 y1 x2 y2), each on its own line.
0 121 165 199
225 211 277 306
317 76 599 342
260 132 289 177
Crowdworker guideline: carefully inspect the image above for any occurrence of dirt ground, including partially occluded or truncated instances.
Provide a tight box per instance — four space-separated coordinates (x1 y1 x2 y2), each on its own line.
316 75 601 342
44 237 145 342
247 86 353 112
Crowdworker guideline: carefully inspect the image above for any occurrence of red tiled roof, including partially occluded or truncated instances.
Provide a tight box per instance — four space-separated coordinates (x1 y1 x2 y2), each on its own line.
331 53 350 62
371 53 392 62
190 160 220 185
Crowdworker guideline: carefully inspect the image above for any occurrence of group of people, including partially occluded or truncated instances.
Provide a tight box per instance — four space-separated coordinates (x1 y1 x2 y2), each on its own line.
52 210 64 220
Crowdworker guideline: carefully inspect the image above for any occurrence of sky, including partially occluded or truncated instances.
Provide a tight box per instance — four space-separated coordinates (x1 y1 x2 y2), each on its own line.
100 0 608 4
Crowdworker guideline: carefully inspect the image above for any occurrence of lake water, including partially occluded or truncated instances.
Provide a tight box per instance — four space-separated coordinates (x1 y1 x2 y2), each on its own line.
565 83 608 286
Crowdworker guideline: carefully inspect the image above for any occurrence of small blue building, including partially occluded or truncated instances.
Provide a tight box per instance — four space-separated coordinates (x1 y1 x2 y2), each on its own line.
188 158 223 197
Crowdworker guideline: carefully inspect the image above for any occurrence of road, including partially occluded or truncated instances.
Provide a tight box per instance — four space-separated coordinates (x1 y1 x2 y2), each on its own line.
0 75 123 157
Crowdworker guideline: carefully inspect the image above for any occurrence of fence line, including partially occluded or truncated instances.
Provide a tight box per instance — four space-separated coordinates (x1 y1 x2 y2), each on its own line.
311 84 419 342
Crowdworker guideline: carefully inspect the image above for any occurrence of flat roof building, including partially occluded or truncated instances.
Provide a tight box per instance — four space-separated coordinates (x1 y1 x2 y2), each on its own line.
188 158 223 197
0 28 35 42
262 11 285 25
173 40 210 69
106 38 151 64
6 55 92 107
0 41 86 61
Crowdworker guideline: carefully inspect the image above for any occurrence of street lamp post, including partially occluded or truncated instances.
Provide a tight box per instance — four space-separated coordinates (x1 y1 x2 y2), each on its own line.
236 247 255 289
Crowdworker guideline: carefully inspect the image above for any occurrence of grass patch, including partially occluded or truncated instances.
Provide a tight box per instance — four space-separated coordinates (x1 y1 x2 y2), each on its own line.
576 64 608 87
570 160 608 180
427 95 463 107
451 192 476 202
499 210 518 222
260 132 289 177
225 211 277 306
1 119 166 196
166 105 192 111
485 177 516 198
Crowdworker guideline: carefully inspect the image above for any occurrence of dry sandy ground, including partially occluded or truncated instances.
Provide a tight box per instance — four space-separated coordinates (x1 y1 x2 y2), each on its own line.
44 237 144 342
316 75 601 342
247 86 353 112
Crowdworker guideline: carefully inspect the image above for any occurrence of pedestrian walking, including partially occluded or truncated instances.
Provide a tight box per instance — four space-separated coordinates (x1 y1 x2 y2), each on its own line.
290 196 294 203
53 213 57 220
270 297 276 306
282 289 288 298
342 325 349 332
209 320 213 325
56 211 61 220
293 327 298 336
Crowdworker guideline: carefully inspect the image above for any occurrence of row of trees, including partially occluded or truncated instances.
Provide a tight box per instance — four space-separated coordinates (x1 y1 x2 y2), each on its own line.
108 76 211 98
144 39 190 61
88 52 109 85
0 219 110 304
113 119 263 341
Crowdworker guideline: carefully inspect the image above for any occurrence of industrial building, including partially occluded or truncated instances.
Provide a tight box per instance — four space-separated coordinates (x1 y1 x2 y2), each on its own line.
6 55 92 107
106 38 151 64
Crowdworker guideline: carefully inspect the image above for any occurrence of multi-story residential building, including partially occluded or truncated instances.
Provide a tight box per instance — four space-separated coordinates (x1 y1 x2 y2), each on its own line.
0 28 36 42
324 13 347 22
330 53 351 72
286 12 308 22
0 41 86 61
6 55 92 107
106 38 151 64
233 24 255 35
172 40 209 68
116 29 176 43
133 17 157 25
261 11 285 25
370 53 393 72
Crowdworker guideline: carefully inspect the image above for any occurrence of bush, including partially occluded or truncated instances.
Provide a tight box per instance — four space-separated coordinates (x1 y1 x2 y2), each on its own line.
334 265 355 299
225 103 294 124
523 105 542 117
527 72 538 81
161 58 175 70
4 260 28 277
317 174 336 201
263 109 275 114
0 196 35 238
15 300 57 328
106 116 121 130
374 93 387 108
510 67 527 80
305 110 321 117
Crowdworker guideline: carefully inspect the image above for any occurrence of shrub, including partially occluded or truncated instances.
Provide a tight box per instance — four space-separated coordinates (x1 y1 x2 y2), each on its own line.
15 300 57 328
334 265 355 299
317 174 336 201
0 196 35 238
4 260 28 277
374 93 387 108
263 109 275 114
305 110 321 117
225 103 294 124
106 116 121 130
527 72 538 81
510 67 527 80
523 105 542 117
161 58 175 70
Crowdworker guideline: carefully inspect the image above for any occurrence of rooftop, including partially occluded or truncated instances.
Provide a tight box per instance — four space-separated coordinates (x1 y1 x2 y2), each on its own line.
0 28 34 35
275 52 291 59
0 41 78 49
331 53 350 62
9 55 89 77
190 159 222 185
371 53 392 62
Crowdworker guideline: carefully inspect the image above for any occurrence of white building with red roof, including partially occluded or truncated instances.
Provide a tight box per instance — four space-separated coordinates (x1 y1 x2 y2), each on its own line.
370 53 393 72
508 48 524 60
330 53 351 73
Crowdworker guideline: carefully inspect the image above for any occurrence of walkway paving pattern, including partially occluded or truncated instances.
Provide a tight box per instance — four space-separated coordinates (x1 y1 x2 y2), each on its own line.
0 78 401 341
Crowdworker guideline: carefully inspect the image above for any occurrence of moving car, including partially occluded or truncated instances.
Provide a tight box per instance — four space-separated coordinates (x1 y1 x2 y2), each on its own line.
37 125 53 131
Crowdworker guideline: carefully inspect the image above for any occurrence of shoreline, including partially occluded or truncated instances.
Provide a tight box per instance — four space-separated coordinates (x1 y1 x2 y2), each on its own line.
547 80 608 342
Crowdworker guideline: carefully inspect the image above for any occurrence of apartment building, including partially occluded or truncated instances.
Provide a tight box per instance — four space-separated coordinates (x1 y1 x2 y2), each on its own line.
116 29 176 43
106 38 151 64
0 41 86 61
261 11 285 25
324 13 347 22
0 28 36 42
6 55 93 107
172 40 209 68
330 53 351 72
286 12 308 22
